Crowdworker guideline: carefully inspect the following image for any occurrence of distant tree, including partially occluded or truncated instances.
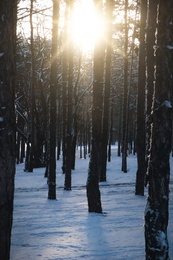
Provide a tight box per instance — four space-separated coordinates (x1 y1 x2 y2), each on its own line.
135 0 147 195
16 35 51 170
145 1 173 258
15 97 27 164
48 0 59 199
17 4 52 170
86 0 104 213
0 1 17 259
71 51 82 169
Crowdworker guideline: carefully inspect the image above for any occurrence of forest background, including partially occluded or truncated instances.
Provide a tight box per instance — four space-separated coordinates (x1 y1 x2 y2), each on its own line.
0 0 173 259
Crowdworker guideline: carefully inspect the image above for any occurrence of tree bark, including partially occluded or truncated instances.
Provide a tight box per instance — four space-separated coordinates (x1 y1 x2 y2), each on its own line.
121 0 128 173
64 0 73 190
100 0 114 182
48 0 59 199
145 1 173 258
86 0 104 213
0 1 17 259
135 0 147 195
62 2 68 174
27 0 35 172
145 0 157 174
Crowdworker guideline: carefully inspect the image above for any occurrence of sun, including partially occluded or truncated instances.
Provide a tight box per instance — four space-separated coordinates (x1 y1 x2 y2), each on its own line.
17 0 104 52
72 0 104 52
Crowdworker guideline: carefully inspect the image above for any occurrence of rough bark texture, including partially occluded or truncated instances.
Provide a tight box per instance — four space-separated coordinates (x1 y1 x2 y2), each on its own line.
145 1 173 259
145 0 157 168
0 1 17 259
135 0 147 195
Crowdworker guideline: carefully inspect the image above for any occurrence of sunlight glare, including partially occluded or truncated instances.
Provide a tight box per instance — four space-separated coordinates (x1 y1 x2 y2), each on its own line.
72 0 104 51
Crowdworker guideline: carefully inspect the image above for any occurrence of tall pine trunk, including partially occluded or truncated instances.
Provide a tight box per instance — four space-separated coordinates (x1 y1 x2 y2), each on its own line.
145 1 173 258
86 0 104 213
135 0 147 195
0 1 17 259
145 0 157 174
121 0 128 173
27 0 35 172
64 0 73 190
100 0 114 182
48 0 59 199
62 2 68 174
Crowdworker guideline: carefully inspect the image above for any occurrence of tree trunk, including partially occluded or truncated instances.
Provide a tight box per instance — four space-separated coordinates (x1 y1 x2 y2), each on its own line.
117 97 122 157
56 127 61 161
64 0 73 190
135 0 147 195
16 131 20 164
145 0 157 178
100 0 114 182
108 103 113 162
71 53 81 168
145 1 173 258
27 0 35 172
20 135 25 163
62 3 68 174
121 0 128 173
86 0 104 213
0 1 17 259
48 0 59 200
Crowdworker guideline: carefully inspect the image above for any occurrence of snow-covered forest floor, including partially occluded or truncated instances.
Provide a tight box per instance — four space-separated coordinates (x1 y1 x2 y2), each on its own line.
10 146 173 260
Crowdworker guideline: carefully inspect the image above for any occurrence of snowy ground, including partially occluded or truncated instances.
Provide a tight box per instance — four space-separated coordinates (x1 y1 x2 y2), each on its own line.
10 146 173 260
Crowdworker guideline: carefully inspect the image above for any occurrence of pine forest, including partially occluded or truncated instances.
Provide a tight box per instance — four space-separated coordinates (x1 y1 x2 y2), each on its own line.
0 0 173 259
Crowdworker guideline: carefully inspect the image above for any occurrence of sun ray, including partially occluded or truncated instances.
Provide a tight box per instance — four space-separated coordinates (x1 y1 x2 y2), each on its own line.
72 0 104 52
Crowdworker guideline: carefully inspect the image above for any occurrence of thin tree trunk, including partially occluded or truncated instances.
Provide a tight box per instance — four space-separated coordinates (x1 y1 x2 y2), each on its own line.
79 117 83 158
48 0 59 199
121 0 128 173
118 97 122 157
108 103 113 162
0 1 17 259
62 2 68 174
135 0 147 195
71 53 81 168
16 131 20 164
56 129 61 161
27 0 35 172
100 0 114 182
64 0 74 190
145 1 173 258
20 135 25 163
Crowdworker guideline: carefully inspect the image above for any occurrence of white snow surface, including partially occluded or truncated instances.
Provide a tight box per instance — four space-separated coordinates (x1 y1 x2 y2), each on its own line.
10 146 173 260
